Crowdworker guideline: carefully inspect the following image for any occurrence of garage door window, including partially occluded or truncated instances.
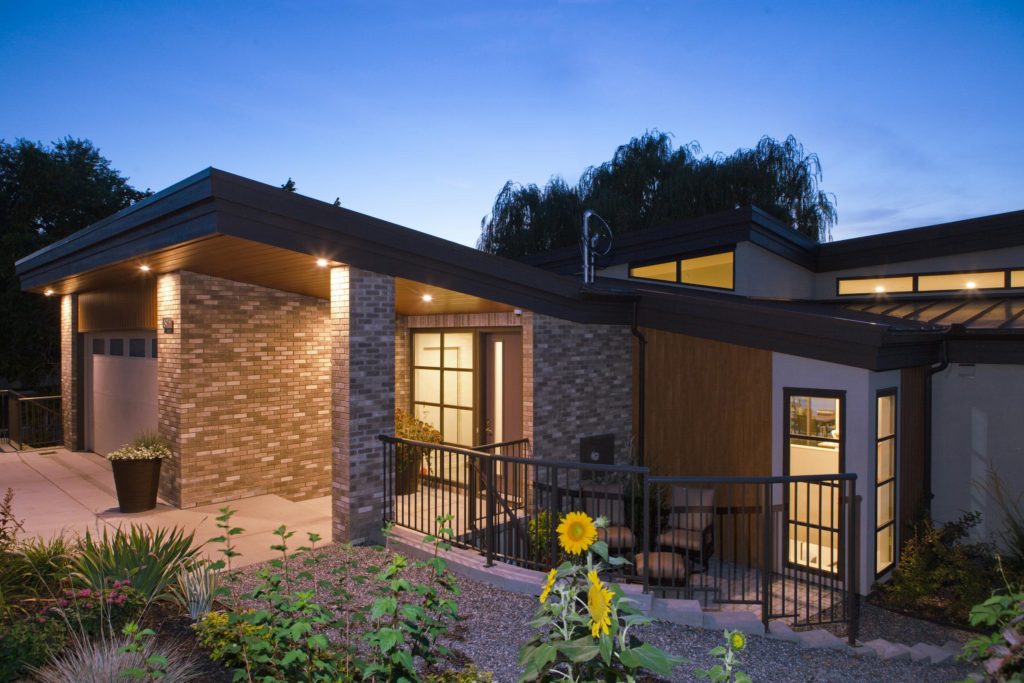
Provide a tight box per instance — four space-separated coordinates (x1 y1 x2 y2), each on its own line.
129 338 146 358
109 339 124 356
92 338 105 355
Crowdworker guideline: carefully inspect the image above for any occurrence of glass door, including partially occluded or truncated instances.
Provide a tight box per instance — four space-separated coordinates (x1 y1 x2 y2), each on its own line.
412 331 475 446
785 390 843 574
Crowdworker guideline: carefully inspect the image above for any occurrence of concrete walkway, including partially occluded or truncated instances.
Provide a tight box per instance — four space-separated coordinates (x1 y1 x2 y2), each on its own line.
0 447 332 568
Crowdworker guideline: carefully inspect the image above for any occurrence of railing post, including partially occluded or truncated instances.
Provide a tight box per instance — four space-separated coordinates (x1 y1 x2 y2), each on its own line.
761 480 772 634
642 475 651 594
846 478 860 646
9 394 21 449
485 456 496 567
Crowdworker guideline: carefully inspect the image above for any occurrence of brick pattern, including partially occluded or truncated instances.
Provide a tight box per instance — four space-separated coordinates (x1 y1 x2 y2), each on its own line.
331 267 395 544
531 315 633 462
156 274 182 504
159 271 331 507
60 294 80 450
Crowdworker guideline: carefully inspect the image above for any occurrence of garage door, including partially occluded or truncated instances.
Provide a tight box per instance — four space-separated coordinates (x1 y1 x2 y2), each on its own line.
85 333 158 455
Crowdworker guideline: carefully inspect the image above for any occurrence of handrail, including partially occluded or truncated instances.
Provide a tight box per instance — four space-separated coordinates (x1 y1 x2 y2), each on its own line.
474 438 531 453
649 472 857 484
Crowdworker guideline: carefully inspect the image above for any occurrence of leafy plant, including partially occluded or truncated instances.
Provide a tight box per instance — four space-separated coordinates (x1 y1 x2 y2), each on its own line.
395 408 442 475
119 622 171 681
695 630 752 683
51 580 146 638
877 511 996 624
0 614 66 682
173 561 217 621
208 506 245 573
518 511 684 682
0 489 23 553
106 431 171 461
528 510 562 565
16 535 76 598
73 525 200 602
193 609 271 669
959 559 1024 682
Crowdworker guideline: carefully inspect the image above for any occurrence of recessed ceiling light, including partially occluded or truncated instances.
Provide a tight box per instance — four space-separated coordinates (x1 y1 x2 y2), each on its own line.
421 293 433 303
874 285 885 293
44 288 54 296
316 258 329 268
139 265 151 272
965 281 977 289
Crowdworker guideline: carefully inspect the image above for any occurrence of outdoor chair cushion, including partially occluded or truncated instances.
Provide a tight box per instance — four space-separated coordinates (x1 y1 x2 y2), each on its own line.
597 525 635 551
668 486 715 531
656 528 704 553
634 551 687 583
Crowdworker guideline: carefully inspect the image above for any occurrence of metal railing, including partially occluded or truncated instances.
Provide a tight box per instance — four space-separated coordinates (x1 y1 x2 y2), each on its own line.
380 434 860 642
0 390 63 450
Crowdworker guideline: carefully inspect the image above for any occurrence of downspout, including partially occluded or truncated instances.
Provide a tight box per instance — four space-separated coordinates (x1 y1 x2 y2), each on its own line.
631 302 646 466
923 338 949 514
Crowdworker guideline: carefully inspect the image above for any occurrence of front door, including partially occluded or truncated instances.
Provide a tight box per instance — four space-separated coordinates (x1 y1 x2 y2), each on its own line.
481 332 522 446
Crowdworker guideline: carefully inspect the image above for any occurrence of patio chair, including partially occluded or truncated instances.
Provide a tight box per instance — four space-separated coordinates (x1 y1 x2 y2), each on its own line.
655 486 715 571
580 481 636 556
634 550 688 587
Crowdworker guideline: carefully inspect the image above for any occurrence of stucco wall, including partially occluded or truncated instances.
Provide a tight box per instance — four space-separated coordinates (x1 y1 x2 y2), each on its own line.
157 271 331 507
931 363 1024 549
532 315 633 462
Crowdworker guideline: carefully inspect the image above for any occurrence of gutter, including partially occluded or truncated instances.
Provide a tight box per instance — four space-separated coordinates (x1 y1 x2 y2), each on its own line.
631 302 647 466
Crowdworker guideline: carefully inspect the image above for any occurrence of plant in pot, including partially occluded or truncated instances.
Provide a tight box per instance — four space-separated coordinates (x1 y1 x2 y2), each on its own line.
107 431 170 513
394 409 441 495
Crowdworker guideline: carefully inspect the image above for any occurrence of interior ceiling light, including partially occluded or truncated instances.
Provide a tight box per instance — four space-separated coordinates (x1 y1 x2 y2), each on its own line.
44 288 54 296
421 293 433 303
874 285 885 293
965 281 977 289
139 265 151 272
316 258 329 268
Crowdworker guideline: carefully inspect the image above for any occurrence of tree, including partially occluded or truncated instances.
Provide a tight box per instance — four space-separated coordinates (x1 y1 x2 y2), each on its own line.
280 177 296 191
477 131 837 257
0 138 149 388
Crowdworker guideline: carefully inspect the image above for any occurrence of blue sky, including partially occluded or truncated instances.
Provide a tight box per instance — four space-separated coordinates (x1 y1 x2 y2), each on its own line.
2 1 1022 246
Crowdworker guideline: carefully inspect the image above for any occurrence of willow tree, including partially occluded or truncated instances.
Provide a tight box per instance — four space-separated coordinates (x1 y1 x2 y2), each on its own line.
477 132 837 257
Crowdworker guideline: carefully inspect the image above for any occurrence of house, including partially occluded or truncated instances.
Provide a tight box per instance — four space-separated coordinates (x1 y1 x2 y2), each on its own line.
14 168 1024 599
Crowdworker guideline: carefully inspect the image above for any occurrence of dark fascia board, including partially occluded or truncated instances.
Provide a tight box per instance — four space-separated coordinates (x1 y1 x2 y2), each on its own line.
947 336 1024 364
16 168 630 326
818 209 1024 272
521 206 819 274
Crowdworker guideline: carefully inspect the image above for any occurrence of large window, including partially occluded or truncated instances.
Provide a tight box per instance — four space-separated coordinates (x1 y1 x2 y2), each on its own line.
785 390 843 574
838 268 1020 296
876 390 897 575
412 332 475 446
629 250 734 290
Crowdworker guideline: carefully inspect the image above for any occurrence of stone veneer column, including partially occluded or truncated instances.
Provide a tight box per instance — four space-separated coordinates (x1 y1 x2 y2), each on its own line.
330 266 395 544
60 294 81 451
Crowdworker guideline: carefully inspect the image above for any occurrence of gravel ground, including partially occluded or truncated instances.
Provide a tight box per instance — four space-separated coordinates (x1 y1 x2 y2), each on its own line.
226 543 978 683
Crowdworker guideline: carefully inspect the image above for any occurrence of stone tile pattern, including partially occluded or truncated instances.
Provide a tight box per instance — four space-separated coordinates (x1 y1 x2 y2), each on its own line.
532 314 633 462
331 267 395 544
157 271 331 508
60 294 81 450
396 311 533 447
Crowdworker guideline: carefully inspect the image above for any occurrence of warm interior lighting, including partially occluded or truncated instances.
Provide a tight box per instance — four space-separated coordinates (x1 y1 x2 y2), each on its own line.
965 281 977 289
421 293 433 303
44 288 54 296
874 285 885 293
139 265 150 272
316 258 329 268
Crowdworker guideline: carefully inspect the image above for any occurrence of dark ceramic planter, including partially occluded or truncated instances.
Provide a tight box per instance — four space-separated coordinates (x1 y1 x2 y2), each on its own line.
111 458 162 513
394 443 423 495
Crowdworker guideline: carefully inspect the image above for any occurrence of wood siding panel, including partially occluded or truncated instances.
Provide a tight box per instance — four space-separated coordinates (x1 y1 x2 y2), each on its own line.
636 328 772 477
899 366 929 533
78 281 157 332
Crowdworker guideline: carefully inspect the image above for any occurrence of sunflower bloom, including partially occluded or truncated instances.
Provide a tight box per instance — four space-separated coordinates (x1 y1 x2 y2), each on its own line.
587 570 614 638
557 511 597 555
539 568 557 604
729 630 746 651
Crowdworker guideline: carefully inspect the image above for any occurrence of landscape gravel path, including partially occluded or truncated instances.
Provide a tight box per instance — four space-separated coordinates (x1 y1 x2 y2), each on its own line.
228 542 977 682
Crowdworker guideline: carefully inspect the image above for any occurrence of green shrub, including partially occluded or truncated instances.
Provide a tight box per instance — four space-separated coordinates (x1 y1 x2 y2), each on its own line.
0 613 66 682
0 490 23 554
425 665 495 682
192 610 270 669
959 564 1024 682
74 525 199 602
17 535 75 597
528 510 560 564
878 511 996 624
52 580 146 639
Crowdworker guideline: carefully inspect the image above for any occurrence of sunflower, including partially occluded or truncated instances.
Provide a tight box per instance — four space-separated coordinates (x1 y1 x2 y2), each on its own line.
539 568 557 604
556 511 598 555
586 570 614 638
729 630 747 652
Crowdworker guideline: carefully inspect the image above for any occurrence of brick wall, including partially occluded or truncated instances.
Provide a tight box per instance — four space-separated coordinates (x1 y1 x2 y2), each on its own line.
531 314 633 462
60 294 80 450
157 271 331 507
331 266 395 544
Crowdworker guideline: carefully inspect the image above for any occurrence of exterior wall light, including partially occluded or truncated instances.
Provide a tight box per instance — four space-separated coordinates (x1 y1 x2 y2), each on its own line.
421 294 433 303
316 258 329 268
140 265 151 272
44 288 54 296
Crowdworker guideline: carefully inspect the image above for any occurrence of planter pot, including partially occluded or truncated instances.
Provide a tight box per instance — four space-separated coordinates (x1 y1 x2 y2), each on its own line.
394 459 421 495
110 458 162 513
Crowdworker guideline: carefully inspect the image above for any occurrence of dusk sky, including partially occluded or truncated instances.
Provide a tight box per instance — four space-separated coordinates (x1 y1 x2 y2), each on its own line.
2 1 1022 246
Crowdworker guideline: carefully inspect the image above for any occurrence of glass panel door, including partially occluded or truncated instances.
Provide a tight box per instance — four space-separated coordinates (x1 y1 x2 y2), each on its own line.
785 392 843 574
412 331 475 446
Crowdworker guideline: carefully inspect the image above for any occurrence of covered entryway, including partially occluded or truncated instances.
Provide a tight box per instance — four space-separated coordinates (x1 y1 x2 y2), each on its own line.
84 332 158 455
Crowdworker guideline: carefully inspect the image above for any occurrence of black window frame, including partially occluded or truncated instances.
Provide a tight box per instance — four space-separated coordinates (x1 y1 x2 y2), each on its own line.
410 330 479 447
875 388 898 577
836 267 1020 297
628 247 736 292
